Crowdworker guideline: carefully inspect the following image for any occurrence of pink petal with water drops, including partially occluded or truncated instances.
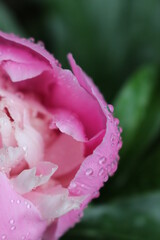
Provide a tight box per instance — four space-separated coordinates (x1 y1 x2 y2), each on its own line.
0 30 59 81
0 173 47 240
53 55 122 238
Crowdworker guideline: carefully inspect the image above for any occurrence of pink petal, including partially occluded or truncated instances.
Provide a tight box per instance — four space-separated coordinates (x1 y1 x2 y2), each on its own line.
50 109 87 142
0 31 58 67
53 55 122 238
45 133 84 180
0 31 59 82
1 60 50 82
0 173 47 239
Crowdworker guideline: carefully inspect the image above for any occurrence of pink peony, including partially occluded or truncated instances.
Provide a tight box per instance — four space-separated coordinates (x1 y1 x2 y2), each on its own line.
0 31 122 240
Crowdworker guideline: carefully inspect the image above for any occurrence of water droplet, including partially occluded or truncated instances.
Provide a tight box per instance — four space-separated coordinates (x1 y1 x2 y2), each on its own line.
70 182 77 188
117 140 122 150
104 174 109 182
93 191 99 198
99 157 106 165
116 130 120 137
85 168 93 176
10 199 14 204
21 236 26 240
111 161 118 173
28 37 35 43
107 164 112 176
114 118 119 125
99 168 105 176
16 199 21 204
111 134 116 146
1 235 6 240
107 113 113 122
119 127 123 133
10 225 16 231
9 219 14 225
27 203 31 209
37 40 45 48
108 104 114 113
81 183 85 188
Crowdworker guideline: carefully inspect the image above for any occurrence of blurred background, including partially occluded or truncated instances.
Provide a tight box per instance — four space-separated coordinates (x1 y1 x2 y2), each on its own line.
0 0 160 239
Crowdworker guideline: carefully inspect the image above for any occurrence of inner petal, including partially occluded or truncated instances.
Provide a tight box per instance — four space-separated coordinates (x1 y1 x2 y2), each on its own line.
0 75 85 185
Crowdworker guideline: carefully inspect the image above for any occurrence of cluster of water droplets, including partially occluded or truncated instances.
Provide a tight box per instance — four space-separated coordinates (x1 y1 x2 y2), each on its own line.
69 103 122 198
0 198 33 240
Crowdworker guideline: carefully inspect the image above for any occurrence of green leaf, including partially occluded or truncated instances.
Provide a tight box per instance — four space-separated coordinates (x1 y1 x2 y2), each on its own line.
63 192 160 240
111 65 160 193
0 1 25 36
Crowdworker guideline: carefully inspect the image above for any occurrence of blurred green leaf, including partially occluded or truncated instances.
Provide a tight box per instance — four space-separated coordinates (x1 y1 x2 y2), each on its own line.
63 192 160 240
0 1 25 36
111 65 160 193
114 65 158 156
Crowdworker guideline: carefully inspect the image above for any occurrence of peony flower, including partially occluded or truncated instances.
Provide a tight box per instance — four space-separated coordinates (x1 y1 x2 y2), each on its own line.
0 30 122 240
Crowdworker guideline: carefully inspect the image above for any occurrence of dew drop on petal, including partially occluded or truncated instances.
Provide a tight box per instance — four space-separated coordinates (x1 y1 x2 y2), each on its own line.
1 235 6 240
98 168 105 176
27 203 31 209
107 113 113 122
70 182 77 188
108 104 114 113
10 225 16 231
111 134 116 146
99 157 106 165
114 118 120 125
9 219 15 225
28 37 35 43
104 174 109 182
119 127 123 133
107 164 112 176
37 40 45 48
85 168 93 176
16 199 21 204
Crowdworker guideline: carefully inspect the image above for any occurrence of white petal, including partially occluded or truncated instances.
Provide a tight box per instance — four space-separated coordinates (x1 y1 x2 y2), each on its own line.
0 146 24 173
11 161 58 194
25 187 85 220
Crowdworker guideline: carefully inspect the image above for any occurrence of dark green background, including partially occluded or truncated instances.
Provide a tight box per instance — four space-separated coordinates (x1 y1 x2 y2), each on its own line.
0 0 160 239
